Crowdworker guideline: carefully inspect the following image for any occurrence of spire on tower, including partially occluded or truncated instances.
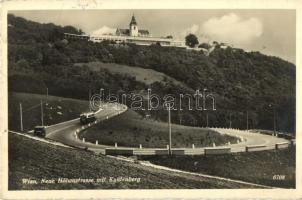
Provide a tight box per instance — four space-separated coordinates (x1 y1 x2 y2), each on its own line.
130 14 137 26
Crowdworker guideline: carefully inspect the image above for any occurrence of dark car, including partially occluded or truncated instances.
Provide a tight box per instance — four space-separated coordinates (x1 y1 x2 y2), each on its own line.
34 126 46 137
80 112 96 124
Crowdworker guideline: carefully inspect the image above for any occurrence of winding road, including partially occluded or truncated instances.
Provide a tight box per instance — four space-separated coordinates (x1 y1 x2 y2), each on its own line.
46 103 127 154
211 128 289 152
44 102 291 155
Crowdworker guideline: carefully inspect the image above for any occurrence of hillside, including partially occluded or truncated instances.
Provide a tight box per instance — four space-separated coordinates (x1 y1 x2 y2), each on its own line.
8 14 295 133
8 92 90 131
8 133 262 189
143 147 296 188
74 62 190 88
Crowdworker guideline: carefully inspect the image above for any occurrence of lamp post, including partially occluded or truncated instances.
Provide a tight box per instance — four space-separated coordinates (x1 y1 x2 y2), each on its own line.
269 104 276 135
168 104 172 155
203 88 207 110
164 103 172 155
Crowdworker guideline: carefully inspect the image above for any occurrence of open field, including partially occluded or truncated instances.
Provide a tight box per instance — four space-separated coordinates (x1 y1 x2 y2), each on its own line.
8 133 263 189
8 92 90 132
142 147 296 188
79 109 238 148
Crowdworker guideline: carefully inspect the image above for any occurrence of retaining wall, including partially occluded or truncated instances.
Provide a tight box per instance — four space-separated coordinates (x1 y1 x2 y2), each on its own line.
205 147 231 155
105 148 134 156
245 145 267 152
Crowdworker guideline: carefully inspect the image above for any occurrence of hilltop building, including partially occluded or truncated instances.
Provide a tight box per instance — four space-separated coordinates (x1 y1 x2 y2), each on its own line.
64 14 185 48
116 15 150 37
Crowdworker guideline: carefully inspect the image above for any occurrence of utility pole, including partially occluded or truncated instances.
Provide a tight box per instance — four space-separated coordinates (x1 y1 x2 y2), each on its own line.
273 107 276 135
99 88 103 109
178 110 182 125
246 111 249 130
206 113 209 128
229 113 232 128
269 104 277 135
203 88 207 110
46 87 49 105
20 103 23 132
41 100 44 126
168 104 172 155
89 89 91 111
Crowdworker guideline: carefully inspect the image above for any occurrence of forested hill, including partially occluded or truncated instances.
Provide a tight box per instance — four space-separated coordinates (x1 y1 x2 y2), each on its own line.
7 14 296 133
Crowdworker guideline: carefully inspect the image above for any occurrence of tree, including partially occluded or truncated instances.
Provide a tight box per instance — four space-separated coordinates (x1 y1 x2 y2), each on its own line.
185 34 199 48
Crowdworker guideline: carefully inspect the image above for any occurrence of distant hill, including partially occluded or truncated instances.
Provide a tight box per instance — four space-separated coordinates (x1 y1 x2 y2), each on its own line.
7 14 296 133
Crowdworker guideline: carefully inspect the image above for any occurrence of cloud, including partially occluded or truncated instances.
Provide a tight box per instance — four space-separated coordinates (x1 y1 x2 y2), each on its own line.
181 24 199 36
180 13 263 45
201 13 263 44
90 26 116 36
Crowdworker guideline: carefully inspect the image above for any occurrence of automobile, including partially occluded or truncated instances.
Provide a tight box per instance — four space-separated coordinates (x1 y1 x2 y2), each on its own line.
80 112 96 124
34 126 46 137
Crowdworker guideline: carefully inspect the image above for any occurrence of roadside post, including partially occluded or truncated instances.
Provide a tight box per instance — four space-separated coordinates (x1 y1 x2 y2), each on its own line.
41 100 44 126
19 103 23 132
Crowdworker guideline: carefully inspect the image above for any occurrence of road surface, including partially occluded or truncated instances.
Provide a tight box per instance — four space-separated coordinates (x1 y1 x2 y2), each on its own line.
211 128 289 153
46 103 127 154
45 103 291 155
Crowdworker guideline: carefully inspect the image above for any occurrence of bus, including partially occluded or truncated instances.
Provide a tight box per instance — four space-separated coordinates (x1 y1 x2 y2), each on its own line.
80 112 96 124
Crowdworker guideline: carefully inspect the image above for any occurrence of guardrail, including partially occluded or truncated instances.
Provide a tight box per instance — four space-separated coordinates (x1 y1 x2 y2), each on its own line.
9 124 296 156
245 145 267 152
108 142 294 156
205 147 231 155
184 148 205 155
105 148 134 156
275 142 290 150
133 149 156 155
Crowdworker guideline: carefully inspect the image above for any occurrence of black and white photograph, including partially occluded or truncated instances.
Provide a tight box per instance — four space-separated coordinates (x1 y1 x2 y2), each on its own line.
1 0 301 199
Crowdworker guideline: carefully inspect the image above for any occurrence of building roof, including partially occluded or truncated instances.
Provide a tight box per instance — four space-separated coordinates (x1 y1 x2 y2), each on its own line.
138 30 149 35
116 28 130 35
129 15 137 26
116 28 150 36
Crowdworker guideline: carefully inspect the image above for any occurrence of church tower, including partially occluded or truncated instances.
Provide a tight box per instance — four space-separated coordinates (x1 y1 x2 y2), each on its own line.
129 14 138 37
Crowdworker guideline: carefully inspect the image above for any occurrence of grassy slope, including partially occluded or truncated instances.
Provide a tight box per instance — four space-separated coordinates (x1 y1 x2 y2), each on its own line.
80 109 237 148
8 133 261 189
8 92 90 132
142 147 296 188
75 61 190 88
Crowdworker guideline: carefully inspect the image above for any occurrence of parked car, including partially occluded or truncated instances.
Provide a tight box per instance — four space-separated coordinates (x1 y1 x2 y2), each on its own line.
80 112 96 124
34 126 46 137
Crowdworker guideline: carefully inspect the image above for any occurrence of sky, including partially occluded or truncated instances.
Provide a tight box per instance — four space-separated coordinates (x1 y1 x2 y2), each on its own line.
10 10 296 64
